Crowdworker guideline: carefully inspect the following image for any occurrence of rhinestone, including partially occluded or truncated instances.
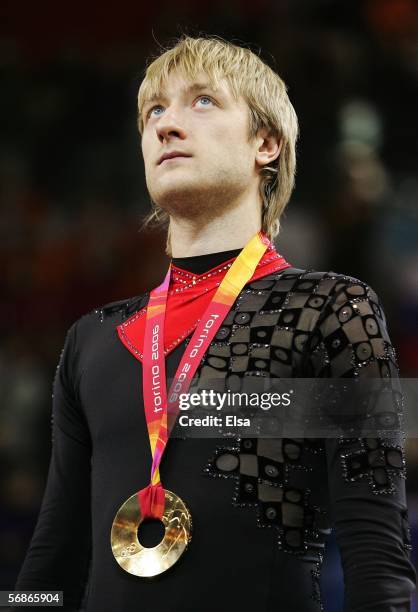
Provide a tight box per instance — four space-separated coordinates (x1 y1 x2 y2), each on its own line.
356 342 372 360
215 327 230 340
331 339 341 349
365 318 378 335
338 307 352 322
265 507 277 520
264 464 279 478
308 296 324 308
235 312 251 324
243 440 253 449
244 483 255 493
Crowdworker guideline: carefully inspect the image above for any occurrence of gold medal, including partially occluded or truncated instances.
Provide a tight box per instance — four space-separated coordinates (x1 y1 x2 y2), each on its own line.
111 489 192 577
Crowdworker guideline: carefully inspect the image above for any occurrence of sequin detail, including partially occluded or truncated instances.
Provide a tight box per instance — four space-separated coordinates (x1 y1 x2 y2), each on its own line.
338 437 406 494
203 437 331 559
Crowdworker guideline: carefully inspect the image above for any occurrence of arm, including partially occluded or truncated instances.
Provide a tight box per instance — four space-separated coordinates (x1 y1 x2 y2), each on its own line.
14 321 92 612
304 276 416 611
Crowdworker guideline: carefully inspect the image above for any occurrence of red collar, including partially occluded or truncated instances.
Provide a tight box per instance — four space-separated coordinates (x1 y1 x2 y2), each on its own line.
117 242 292 363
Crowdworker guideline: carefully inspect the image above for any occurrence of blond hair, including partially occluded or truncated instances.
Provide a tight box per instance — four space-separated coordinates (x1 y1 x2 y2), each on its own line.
137 35 299 255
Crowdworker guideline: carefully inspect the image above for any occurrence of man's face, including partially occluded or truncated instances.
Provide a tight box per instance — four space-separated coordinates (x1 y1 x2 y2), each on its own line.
140 70 260 219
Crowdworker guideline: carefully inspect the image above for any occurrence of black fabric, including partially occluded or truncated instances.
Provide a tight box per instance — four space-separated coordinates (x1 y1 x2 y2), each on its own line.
14 259 416 612
171 247 242 274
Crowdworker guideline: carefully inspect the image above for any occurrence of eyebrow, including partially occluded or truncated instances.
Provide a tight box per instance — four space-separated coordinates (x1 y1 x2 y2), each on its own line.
142 82 220 112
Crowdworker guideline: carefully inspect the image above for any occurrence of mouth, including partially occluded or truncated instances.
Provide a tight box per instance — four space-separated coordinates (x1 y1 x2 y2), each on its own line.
158 152 192 165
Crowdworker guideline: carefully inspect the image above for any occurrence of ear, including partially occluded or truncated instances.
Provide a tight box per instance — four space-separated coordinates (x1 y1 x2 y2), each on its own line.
255 127 282 167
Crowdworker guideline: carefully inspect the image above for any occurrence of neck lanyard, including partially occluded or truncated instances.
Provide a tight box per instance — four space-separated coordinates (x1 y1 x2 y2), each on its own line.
111 230 287 577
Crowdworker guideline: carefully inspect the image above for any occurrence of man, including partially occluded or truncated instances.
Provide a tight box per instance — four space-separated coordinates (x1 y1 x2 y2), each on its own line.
15 35 416 611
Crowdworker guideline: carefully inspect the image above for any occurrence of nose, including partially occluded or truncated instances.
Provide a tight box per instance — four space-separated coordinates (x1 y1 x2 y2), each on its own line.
155 105 187 143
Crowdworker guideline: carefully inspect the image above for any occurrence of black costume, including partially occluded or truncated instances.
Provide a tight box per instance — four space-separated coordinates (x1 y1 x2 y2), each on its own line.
15 249 416 611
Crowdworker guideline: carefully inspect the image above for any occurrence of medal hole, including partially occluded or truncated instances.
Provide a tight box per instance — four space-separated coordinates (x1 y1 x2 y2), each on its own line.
137 518 165 548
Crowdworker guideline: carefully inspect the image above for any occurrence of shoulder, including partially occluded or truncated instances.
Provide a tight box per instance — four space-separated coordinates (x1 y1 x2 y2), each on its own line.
262 266 381 306
65 292 149 346
87 293 149 323
283 266 387 324
253 266 385 328
282 269 397 377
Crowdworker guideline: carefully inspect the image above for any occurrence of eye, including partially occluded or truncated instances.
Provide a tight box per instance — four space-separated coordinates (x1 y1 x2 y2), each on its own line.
147 105 164 119
195 95 214 107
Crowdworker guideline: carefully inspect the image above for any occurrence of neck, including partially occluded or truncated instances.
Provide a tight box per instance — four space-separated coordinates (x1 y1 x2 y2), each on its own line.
168 197 263 257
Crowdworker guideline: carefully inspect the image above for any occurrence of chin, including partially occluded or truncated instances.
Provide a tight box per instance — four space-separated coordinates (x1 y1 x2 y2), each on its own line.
151 180 206 212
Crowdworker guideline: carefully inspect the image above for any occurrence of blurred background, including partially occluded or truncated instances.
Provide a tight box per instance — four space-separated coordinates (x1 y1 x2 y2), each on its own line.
0 0 417 610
